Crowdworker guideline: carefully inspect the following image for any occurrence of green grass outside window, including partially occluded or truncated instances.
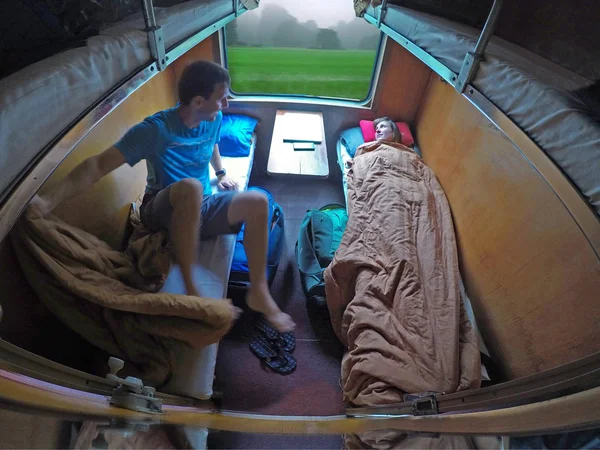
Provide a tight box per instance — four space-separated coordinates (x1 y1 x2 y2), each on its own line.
227 47 378 101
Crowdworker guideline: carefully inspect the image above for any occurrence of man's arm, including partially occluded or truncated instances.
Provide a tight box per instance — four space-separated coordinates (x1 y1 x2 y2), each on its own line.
210 144 238 191
32 146 126 215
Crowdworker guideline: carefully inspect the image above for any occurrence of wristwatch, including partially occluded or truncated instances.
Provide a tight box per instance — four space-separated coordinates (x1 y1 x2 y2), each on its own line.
215 168 226 177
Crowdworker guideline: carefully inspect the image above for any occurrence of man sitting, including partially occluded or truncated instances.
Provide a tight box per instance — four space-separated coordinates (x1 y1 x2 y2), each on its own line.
32 60 295 332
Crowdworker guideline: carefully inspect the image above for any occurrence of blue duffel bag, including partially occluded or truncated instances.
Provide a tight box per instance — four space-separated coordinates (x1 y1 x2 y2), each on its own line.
228 187 285 290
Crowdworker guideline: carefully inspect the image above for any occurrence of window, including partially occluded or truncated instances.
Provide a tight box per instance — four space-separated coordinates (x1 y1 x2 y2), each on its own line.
224 0 381 101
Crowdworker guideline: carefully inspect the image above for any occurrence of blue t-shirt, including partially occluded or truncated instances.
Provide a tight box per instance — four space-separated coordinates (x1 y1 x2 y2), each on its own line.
115 106 222 195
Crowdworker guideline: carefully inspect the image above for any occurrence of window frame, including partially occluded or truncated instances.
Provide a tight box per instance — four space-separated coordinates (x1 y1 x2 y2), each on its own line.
220 24 386 107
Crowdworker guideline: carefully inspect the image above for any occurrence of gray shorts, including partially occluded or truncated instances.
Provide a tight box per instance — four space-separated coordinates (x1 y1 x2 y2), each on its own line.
140 186 242 238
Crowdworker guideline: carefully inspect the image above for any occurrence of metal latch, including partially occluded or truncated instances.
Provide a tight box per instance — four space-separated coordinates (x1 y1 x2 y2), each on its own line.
406 392 439 416
106 357 163 414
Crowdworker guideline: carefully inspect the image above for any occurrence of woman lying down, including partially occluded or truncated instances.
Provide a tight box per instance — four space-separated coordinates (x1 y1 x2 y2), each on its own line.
324 117 482 406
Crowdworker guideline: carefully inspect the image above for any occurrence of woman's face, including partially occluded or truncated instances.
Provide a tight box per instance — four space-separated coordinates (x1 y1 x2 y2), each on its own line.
375 121 394 141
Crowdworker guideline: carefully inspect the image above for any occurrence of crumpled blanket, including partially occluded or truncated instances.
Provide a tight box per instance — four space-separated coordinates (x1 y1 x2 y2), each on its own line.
11 204 233 387
324 141 481 406
344 431 486 449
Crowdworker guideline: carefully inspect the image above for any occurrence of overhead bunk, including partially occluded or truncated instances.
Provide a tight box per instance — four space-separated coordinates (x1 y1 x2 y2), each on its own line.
0 0 258 235
357 1 600 221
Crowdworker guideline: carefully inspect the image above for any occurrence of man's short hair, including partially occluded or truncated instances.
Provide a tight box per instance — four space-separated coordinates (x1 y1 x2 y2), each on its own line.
178 60 231 105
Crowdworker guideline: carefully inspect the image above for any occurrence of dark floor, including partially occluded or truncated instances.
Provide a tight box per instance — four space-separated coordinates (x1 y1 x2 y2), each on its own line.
209 176 346 450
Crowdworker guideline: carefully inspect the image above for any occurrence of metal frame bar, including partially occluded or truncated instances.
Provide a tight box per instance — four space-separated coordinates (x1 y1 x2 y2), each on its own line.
142 0 167 71
0 340 116 395
2 368 600 435
377 0 388 28
455 0 504 93
234 0 240 17
141 0 157 27
0 340 202 407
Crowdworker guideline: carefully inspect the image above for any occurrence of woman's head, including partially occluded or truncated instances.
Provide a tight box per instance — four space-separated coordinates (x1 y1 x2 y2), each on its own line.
373 117 401 142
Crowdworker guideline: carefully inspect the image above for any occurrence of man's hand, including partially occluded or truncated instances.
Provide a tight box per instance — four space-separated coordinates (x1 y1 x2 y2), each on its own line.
217 175 239 191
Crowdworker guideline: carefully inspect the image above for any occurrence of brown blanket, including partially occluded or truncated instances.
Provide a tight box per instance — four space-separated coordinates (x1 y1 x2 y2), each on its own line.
324 141 481 406
344 431 482 449
11 204 233 386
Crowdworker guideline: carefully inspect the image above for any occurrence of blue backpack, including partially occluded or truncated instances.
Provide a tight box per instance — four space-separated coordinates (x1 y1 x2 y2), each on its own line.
228 187 285 290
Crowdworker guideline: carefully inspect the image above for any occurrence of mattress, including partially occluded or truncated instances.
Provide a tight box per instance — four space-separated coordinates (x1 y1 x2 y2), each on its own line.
160 138 255 400
0 0 239 204
100 0 234 51
366 4 600 216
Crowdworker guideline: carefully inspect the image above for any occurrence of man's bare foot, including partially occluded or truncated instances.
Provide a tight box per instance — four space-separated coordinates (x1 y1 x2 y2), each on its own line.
247 287 295 333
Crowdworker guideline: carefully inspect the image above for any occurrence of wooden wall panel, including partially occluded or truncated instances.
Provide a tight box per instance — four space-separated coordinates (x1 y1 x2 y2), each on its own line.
40 68 178 249
415 77 600 379
371 39 432 123
171 33 219 88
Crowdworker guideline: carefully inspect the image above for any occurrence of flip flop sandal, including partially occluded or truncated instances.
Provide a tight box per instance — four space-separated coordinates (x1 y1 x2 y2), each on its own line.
255 319 296 353
249 335 297 375
263 350 296 375
249 335 279 361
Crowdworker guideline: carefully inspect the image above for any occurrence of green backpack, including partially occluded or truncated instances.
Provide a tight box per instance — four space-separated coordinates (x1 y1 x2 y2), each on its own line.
295 203 348 306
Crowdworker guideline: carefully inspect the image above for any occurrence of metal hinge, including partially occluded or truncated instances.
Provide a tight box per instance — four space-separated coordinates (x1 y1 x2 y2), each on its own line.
454 0 503 93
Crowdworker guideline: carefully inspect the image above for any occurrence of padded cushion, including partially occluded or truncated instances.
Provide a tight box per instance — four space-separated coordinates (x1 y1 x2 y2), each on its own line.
219 114 259 157
359 120 415 147
339 126 365 158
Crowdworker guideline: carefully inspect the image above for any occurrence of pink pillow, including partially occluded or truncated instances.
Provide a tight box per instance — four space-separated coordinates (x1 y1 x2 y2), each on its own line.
359 120 415 147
